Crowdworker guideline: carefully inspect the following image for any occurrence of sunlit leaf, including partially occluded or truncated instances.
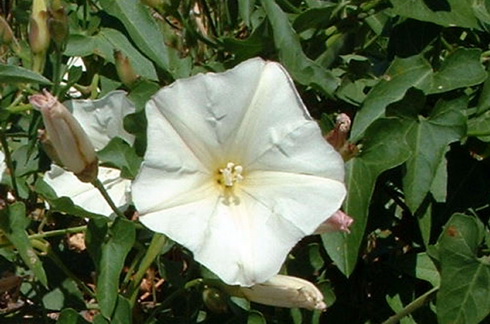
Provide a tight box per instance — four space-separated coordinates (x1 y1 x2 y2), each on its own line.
322 118 411 276
262 0 339 96
436 213 490 324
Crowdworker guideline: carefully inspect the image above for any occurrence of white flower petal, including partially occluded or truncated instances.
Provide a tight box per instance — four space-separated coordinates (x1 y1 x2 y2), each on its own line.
146 58 268 167
139 184 305 286
44 165 130 217
65 90 136 150
0 150 5 181
131 103 212 214
242 171 346 234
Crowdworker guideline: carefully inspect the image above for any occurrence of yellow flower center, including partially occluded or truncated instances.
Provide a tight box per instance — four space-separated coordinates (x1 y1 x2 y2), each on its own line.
216 162 244 206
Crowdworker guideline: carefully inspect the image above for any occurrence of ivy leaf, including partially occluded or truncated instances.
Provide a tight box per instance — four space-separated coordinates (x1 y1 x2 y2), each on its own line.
262 0 339 96
390 0 482 30
322 118 411 276
0 202 48 288
436 213 490 324
429 48 486 94
389 90 467 213
350 54 432 141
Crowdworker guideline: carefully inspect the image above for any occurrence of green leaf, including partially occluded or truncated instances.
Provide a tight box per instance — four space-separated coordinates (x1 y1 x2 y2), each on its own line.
436 213 490 324
396 93 467 212
476 71 490 114
0 202 48 287
416 253 440 287
322 118 411 276
292 5 336 32
111 295 132 324
429 48 486 94
57 308 90 324
42 278 85 311
0 63 52 84
97 218 135 319
99 0 171 75
248 310 266 324
98 28 158 81
238 0 255 26
350 54 432 141
97 137 143 180
390 0 482 30
468 110 490 137
262 0 339 96
65 29 158 81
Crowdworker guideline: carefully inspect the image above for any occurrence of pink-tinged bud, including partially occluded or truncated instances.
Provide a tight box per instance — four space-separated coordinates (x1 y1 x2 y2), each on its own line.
325 113 360 161
235 275 326 311
29 0 50 54
0 16 14 45
314 210 354 234
114 50 139 86
30 90 98 183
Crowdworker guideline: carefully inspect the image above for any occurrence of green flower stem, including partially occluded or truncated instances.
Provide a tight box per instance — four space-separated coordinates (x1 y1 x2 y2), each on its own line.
31 239 95 298
382 287 439 324
29 225 87 240
52 50 63 96
127 233 167 306
0 127 19 198
91 178 126 218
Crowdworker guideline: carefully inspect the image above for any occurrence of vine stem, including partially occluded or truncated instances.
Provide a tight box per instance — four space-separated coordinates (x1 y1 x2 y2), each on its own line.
382 287 439 324
126 233 167 306
91 178 125 218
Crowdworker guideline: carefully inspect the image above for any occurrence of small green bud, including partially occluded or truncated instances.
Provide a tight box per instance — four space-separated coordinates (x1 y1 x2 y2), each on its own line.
0 16 14 45
114 50 139 86
48 0 69 51
202 287 228 314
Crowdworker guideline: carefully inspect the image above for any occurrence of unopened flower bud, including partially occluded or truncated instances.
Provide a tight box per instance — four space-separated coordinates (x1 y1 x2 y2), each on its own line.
314 210 354 234
202 286 228 313
30 90 98 182
114 50 139 87
232 275 327 311
29 0 50 54
0 16 14 45
325 113 359 161
48 0 69 52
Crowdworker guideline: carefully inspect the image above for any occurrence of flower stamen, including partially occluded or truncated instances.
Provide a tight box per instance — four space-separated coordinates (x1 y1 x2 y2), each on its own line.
219 162 244 187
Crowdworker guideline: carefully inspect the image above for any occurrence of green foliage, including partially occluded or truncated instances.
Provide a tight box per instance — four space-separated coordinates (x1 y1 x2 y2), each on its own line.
1 0 490 323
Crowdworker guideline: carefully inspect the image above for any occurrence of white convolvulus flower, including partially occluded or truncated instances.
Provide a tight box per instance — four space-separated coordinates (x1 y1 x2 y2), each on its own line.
132 58 347 286
30 89 98 182
43 91 135 217
236 274 327 311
